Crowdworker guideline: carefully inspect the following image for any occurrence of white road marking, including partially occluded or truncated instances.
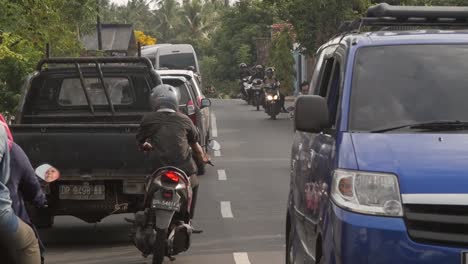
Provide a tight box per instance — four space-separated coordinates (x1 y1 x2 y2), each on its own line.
220 201 233 218
233 252 251 264
211 113 218 138
214 150 221 157
217 169 227 181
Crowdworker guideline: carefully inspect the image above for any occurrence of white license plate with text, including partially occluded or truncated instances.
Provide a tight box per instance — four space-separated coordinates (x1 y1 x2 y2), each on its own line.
59 184 105 200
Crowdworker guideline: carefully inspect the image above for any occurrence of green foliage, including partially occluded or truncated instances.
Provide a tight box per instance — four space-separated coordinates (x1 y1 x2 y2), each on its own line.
267 0 468 54
200 55 218 89
209 0 274 82
268 30 295 95
0 0 94 112
267 0 370 54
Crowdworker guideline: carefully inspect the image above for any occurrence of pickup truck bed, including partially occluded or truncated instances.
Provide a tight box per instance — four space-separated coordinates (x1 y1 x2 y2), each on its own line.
11 124 150 223
11 57 161 225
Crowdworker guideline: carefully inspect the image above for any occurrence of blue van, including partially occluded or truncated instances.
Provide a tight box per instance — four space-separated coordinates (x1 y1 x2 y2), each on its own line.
287 4 468 264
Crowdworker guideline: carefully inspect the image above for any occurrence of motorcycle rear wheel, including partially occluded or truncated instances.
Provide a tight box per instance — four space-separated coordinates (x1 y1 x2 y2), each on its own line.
153 228 168 264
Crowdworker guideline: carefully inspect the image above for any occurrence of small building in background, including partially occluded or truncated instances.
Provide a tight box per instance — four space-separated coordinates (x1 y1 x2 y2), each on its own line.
81 24 137 56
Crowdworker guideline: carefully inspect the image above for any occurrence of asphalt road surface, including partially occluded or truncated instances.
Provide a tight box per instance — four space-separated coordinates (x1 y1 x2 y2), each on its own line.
40 99 294 264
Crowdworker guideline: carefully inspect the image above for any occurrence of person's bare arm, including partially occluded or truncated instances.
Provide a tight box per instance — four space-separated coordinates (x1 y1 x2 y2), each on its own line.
190 142 210 164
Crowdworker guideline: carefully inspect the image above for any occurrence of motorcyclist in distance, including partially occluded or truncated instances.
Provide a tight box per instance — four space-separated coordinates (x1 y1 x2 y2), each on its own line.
251 65 265 81
264 67 287 112
239 63 251 80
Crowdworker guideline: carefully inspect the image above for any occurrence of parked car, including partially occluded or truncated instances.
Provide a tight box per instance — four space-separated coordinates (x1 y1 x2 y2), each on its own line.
287 4 468 264
160 76 195 111
159 71 211 175
10 57 162 227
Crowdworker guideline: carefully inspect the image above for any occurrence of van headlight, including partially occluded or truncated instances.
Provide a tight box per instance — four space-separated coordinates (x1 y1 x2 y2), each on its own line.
331 169 403 217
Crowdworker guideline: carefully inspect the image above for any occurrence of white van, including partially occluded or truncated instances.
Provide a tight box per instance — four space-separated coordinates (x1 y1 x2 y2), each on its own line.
143 44 200 74
141 44 172 66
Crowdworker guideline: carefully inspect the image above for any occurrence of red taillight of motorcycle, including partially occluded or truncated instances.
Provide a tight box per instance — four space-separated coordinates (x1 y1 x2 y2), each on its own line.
187 100 197 124
162 171 180 183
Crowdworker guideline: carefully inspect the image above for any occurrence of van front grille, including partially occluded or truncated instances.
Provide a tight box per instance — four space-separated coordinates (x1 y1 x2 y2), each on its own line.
404 204 468 247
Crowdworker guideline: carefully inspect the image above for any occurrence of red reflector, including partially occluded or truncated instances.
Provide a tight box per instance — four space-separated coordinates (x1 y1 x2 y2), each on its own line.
163 171 180 183
187 100 197 124
163 191 173 198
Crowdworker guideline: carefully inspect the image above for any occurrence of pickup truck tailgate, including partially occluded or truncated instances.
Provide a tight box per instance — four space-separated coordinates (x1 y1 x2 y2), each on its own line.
10 124 149 178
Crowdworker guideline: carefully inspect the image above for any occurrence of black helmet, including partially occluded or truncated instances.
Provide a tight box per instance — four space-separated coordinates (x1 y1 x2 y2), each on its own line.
239 63 247 69
266 67 275 78
149 84 180 111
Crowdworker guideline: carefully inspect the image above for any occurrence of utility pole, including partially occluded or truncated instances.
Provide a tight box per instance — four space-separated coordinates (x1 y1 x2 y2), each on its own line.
96 0 103 50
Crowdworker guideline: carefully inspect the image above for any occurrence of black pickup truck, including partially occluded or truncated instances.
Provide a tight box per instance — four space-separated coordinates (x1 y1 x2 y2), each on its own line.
10 57 162 226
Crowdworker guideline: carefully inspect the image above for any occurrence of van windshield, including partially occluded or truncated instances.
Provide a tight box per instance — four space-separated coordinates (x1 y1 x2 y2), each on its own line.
159 53 196 70
349 45 468 132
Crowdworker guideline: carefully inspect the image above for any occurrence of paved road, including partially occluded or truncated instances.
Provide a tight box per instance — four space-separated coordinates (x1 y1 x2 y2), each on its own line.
40 99 294 264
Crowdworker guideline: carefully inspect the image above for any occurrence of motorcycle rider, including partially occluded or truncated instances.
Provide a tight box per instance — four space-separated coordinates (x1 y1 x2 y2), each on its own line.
0 126 41 264
239 63 251 99
136 84 210 220
239 63 250 79
251 64 265 80
264 67 287 112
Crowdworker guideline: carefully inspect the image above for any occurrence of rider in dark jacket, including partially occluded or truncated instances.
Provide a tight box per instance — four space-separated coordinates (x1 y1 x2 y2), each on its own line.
264 67 287 112
136 84 210 219
7 142 47 263
251 65 265 80
239 63 251 80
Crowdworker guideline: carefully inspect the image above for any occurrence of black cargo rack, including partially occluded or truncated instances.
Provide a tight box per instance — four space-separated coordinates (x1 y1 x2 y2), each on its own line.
340 3 468 34
36 57 153 72
36 57 154 116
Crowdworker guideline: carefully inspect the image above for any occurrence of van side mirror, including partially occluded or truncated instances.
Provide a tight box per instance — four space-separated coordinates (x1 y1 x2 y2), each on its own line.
201 98 211 109
294 95 330 133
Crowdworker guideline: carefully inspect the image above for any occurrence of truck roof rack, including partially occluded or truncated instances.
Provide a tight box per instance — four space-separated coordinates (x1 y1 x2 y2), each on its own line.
340 3 468 34
36 57 153 117
36 57 153 71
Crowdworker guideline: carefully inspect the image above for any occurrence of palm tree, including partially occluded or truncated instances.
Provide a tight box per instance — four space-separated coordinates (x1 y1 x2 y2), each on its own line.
180 0 220 41
153 0 181 42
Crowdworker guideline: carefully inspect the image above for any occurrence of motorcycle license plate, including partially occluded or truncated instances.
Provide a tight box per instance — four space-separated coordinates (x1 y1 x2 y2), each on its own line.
59 183 105 200
152 191 181 211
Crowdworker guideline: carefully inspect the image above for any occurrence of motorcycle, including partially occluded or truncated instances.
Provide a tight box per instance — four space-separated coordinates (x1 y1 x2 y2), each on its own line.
127 141 219 264
264 84 281 120
128 166 194 264
240 77 252 103
250 78 263 111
